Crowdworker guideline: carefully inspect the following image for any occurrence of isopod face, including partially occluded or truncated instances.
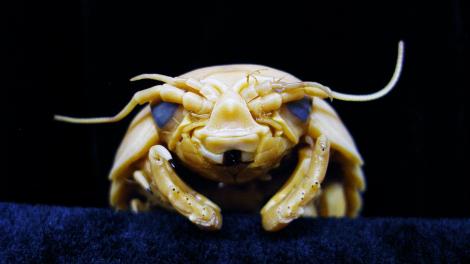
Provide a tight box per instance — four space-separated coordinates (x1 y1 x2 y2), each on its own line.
55 42 404 231
105 64 366 216
168 65 306 183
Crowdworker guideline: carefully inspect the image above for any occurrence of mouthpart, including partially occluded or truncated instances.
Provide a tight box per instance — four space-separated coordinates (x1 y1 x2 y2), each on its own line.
198 144 255 165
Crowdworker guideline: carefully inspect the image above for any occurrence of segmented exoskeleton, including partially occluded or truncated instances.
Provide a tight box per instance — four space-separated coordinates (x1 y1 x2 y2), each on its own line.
55 41 404 231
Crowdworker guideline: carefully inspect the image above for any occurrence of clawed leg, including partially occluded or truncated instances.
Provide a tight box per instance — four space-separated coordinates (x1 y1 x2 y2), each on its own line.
261 135 330 231
318 182 347 217
148 145 222 230
296 183 347 218
316 162 364 217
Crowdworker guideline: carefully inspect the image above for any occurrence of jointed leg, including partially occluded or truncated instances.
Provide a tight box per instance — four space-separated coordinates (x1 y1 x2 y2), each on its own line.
318 182 347 217
148 145 222 230
315 161 364 217
261 135 330 231
128 169 176 212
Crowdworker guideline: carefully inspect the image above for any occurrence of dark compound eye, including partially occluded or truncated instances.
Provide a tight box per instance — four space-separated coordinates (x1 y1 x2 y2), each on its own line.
286 97 312 122
151 101 179 128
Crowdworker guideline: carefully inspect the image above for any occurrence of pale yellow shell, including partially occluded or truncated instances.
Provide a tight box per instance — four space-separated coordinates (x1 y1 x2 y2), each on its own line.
109 64 365 211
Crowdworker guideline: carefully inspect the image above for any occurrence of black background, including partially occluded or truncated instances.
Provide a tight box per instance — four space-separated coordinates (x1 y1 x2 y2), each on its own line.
5 0 469 217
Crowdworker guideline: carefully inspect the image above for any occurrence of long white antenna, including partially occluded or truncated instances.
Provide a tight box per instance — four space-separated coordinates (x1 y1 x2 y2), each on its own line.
304 41 404 102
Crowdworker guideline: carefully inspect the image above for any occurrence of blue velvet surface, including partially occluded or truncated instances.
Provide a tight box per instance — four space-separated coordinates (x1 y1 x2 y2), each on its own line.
1 202 469 263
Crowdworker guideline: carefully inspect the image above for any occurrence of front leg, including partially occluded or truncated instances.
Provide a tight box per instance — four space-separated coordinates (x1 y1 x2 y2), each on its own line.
148 145 222 230
261 135 330 231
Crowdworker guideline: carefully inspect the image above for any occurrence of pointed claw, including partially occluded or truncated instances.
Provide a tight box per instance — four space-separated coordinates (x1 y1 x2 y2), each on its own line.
133 171 152 194
153 145 173 160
